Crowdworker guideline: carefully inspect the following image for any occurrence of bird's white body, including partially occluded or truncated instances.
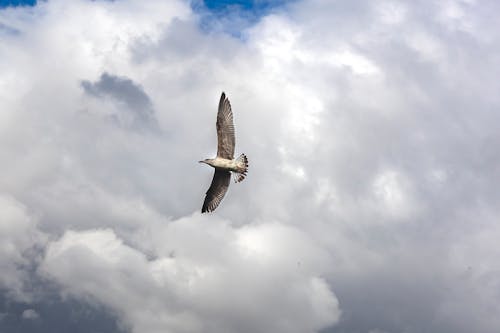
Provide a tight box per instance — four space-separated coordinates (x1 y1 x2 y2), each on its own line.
202 157 246 173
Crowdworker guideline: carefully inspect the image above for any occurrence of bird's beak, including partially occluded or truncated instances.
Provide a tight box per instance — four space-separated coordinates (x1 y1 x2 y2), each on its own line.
198 160 204 163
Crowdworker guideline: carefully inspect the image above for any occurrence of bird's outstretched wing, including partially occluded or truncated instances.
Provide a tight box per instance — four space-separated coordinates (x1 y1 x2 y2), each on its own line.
216 92 235 159
202 169 231 213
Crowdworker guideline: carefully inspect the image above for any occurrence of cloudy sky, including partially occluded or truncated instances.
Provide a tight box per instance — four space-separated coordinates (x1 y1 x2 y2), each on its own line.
1 0 500 332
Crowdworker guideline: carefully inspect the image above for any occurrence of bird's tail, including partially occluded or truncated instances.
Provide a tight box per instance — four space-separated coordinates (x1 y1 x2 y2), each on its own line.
233 153 248 183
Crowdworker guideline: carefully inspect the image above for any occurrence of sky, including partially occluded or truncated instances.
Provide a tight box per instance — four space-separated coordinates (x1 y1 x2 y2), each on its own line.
1 0 500 333
0 0 35 7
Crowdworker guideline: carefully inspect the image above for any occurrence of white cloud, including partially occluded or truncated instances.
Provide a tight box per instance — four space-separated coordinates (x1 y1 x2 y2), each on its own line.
375 1 407 25
0 195 45 302
372 169 419 220
41 218 339 333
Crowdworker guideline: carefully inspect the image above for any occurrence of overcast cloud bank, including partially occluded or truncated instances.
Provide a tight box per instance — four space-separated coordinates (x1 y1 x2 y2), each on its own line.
1 0 500 332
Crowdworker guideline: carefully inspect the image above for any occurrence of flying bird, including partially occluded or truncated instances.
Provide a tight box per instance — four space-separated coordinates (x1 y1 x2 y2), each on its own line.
199 92 248 213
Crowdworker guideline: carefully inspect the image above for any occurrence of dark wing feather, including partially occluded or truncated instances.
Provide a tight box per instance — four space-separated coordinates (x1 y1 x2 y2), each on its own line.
202 169 231 213
216 92 235 159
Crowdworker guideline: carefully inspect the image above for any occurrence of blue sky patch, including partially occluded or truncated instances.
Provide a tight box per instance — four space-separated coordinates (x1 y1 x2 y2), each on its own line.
204 0 283 11
202 0 289 17
194 0 291 38
0 0 35 8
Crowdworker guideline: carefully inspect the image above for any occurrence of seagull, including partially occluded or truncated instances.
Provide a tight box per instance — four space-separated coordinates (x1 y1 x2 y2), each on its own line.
199 92 248 213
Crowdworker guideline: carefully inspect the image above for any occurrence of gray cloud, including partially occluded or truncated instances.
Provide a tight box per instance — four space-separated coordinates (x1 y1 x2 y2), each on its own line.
0 293 124 333
0 22 20 35
21 309 39 320
1 0 500 332
81 72 159 131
